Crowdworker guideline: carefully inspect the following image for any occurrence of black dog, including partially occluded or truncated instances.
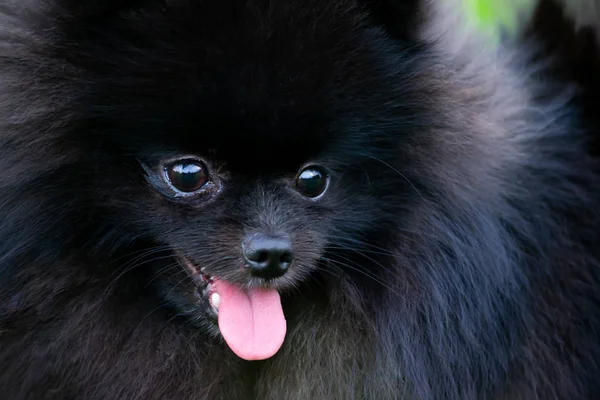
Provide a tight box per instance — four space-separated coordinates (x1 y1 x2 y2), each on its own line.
0 0 599 399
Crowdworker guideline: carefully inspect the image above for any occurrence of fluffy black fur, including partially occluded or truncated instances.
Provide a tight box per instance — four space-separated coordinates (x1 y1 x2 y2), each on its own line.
0 0 599 399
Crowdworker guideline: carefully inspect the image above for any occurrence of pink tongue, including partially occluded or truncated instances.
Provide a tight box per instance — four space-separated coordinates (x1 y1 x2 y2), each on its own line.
212 279 286 361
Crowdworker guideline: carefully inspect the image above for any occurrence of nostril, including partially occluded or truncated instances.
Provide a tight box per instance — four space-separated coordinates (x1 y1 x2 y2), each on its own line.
280 251 293 265
242 233 294 279
254 250 270 264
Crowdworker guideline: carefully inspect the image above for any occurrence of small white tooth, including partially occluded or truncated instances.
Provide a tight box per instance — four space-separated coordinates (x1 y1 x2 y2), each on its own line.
210 293 221 309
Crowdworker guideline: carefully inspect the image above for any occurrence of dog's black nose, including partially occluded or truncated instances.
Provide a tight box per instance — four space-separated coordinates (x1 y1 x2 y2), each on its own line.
242 233 293 279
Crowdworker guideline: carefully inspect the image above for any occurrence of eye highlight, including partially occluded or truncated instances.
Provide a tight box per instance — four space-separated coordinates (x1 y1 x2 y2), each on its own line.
295 166 329 199
164 159 208 193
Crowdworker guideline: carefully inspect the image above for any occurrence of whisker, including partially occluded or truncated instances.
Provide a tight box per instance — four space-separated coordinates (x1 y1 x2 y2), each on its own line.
163 274 194 299
326 244 395 257
111 245 173 263
157 313 184 334
325 246 400 276
130 302 172 334
102 253 176 300
143 262 184 289
322 256 400 296
358 152 425 201
325 234 397 255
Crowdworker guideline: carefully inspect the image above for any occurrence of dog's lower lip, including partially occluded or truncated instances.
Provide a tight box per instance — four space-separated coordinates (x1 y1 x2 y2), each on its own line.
200 270 214 283
179 255 220 315
179 254 213 281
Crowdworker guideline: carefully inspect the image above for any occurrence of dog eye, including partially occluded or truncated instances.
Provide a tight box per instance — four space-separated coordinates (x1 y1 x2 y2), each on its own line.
164 160 208 193
295 166 329 198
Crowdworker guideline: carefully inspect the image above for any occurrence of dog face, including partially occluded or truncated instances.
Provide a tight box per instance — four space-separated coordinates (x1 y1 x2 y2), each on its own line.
2 0 430 359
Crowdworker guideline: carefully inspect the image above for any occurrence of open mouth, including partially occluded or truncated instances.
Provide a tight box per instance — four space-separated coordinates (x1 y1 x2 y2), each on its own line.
180 256 288 361
195 268 221 318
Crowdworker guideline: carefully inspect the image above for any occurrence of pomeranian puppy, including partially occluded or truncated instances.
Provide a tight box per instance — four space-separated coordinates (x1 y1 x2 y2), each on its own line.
0 0 599 399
